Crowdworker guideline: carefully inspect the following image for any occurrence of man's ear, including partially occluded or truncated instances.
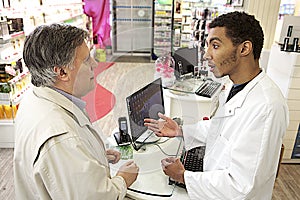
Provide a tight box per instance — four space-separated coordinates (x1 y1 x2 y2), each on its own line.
53 66 69 81
239 41 252 57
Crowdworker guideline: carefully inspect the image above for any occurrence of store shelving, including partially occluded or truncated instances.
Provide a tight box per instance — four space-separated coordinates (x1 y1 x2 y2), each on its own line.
0 67 31 148
0 1 86 36
152 0 174 60
0 0 89 148
267 45 300 164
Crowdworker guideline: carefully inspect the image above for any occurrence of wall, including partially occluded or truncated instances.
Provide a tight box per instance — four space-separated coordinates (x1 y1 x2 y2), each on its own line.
243 0 281 50
295 0 300 15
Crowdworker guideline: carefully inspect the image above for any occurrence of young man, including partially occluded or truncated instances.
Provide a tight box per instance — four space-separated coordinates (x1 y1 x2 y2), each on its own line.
145 11 289 199
14 24 139 199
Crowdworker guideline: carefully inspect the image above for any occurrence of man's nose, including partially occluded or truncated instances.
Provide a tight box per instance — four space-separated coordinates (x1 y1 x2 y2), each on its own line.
203 50 211 61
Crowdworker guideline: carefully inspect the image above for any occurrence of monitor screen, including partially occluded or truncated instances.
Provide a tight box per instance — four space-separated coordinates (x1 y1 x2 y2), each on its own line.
126 78 165 143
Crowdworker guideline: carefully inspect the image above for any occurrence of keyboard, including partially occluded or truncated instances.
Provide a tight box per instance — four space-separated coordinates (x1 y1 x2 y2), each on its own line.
169 146 205 188
181 146 205 172
195 79 222 98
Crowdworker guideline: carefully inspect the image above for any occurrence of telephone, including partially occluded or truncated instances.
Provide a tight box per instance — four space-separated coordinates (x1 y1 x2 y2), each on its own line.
169 146 206 188
114 117 131 146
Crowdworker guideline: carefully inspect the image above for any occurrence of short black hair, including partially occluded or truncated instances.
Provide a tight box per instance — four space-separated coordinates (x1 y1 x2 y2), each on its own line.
209 11 264 60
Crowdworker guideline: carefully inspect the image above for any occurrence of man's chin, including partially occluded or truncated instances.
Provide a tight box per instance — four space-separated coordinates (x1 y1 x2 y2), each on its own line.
209 66 216 73
210 68 222 78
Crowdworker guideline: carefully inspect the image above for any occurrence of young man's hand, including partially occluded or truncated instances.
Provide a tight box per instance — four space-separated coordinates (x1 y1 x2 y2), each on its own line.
144 113 182 137
161 157 185 184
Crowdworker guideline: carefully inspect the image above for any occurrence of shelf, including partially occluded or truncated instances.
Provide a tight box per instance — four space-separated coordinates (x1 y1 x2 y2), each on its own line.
154 21 172 24
0 0 88 148
0 121 15 148
10 85 31 105
0 31 25 41
0 119 14 125
0 2 83 10
113 5 152 9
154 37 171 40
154 45 172 47
0 52 22 64
0 3 83 18
155 29 172 32
0 93 10 104
182 14 192 17
152 0 174 59
45 13 85 26
0 69 31 104
155 15 172 18
155 9 173 12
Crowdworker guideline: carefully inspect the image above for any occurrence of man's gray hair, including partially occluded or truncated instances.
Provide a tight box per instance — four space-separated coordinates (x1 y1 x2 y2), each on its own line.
23 23 89 87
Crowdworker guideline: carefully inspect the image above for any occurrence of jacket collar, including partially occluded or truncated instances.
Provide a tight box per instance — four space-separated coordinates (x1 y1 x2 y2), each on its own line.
214 69 266 118
32 86 91 127
51 87 86 111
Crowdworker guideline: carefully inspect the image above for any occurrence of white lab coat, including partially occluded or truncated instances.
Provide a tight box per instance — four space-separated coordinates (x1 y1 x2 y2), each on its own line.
14 87 127 200
182 71 289 200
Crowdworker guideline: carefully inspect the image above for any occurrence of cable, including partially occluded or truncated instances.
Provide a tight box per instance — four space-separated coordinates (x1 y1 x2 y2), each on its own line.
163 86 195 94
154 137 184 157
131 140 146 151
155 137 170 144
128 185 176 197
154 143 177 157
127 138 184 197
131 131 160 151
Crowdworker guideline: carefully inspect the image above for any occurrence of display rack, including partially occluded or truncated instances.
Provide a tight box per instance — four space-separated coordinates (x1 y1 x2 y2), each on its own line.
173 0 237 50
0 0 89 148
0 68 31 148
152 0 174 60
177 1 220 49
267 45 300 163
177 0 194 48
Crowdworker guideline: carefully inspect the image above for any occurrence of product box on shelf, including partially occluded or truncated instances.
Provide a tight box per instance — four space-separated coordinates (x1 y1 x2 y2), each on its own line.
0 103 17 120
0 65 30 120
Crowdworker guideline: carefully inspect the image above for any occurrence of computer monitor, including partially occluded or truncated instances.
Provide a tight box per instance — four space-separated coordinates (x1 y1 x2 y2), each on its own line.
173 47 198 79
126 78 164 149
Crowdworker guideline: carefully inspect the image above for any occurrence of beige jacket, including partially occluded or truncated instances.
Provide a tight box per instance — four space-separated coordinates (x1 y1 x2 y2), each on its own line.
14 86 126 200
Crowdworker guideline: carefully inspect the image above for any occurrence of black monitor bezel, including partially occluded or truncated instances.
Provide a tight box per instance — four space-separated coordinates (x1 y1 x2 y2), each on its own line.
126 78 165 146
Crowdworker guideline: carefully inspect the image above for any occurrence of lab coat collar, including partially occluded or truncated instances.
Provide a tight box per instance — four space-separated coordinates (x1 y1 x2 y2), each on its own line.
214 69 266 118
32 86 91 127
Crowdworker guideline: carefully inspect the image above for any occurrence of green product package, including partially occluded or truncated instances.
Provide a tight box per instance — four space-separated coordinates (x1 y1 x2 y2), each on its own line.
117 145 133 160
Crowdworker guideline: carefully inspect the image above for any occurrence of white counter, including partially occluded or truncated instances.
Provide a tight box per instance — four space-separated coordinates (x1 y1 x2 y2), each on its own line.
163 78 221 124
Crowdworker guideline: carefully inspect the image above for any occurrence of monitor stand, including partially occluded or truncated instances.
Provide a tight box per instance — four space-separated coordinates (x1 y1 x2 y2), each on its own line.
136 129 160 144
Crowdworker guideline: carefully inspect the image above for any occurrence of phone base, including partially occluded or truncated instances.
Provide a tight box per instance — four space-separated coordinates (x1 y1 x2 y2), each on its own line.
113 132 131 146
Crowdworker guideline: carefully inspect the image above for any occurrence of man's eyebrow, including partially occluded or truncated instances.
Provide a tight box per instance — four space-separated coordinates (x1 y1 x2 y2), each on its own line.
206 37 222 45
